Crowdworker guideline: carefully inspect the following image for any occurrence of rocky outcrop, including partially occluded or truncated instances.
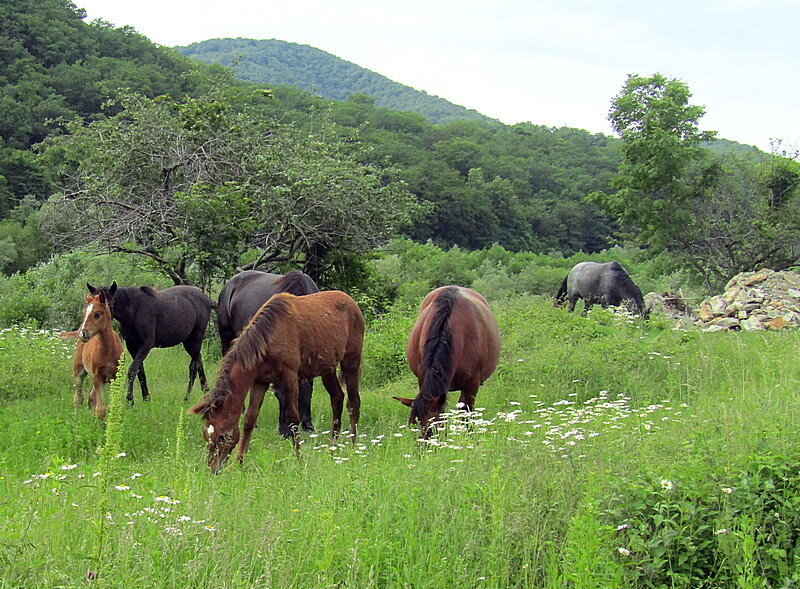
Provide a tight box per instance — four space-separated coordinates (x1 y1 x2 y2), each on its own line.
693 269 800 331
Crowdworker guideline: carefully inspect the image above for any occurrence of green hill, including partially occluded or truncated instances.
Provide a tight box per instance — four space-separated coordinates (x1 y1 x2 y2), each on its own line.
176 38 490 124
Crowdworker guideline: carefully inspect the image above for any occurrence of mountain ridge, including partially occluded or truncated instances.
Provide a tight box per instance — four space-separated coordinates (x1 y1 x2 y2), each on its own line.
176 38 491 125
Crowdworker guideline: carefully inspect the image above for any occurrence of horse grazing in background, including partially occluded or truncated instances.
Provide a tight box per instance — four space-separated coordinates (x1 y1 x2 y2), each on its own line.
216 270 319 432
191 291 364 473
87 282 212 403
60 290 123 419
554 261 647 317
394 286 500 439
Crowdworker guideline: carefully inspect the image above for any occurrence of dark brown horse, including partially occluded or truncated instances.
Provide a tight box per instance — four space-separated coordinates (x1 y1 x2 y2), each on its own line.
191 291 364 473
394 286 500 438
216 270 319 431
60 290 123 419
87 282 212 403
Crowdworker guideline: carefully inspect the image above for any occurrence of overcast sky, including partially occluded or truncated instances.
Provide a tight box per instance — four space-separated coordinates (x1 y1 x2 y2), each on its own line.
74 0 798 154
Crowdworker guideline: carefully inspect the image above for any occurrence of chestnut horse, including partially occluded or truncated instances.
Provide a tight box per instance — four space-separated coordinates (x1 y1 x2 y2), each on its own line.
191 291 364 473
60 290 123 419
394 286 500 438
87 282 212 403
217 270 319 432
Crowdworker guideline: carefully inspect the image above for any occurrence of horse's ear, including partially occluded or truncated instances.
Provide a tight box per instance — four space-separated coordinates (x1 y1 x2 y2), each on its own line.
109 282 117 296
392 396 415 407
87 283 97 294
97 289 107 304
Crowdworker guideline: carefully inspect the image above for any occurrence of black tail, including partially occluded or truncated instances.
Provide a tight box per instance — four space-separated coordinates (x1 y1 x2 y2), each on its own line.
554 275 568 306
416 287 458 419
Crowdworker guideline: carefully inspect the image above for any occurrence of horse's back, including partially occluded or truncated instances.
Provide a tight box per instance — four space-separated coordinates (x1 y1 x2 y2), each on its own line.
138 285 211 346
408 286 499 386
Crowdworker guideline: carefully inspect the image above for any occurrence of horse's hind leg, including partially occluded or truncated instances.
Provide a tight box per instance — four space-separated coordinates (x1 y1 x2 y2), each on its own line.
567 294 579 313
235 382 267 464
299 377 314 432
340 355 362 442
321 371 345 440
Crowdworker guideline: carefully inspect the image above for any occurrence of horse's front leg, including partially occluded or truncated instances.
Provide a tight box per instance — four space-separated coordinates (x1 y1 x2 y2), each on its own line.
73 367 87 410
89 375 107 420
235 382 268 464
126 346 152 403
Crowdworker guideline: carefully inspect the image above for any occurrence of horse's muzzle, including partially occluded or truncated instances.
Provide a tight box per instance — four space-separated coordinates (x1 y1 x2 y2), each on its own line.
78 330 91 342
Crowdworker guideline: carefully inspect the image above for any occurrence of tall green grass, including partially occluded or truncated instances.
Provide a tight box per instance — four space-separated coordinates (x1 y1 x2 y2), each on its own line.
1 297 800 586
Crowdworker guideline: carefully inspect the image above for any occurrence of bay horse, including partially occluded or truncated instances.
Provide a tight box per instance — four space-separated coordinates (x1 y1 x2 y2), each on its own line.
87 282 212 403
217 270 319 432
60 290 123 419
394 286 500 439
554 261 647 317
191 291 364 473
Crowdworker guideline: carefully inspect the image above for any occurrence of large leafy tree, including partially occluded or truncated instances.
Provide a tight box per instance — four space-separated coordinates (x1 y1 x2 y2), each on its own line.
593 73 800 287
41 91 419 286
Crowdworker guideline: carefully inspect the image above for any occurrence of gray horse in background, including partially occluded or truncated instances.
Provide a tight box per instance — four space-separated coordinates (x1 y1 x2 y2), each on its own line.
555 261 647 317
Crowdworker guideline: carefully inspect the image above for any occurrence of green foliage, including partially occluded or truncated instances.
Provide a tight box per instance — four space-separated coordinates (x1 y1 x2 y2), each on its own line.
0 251 166 329
606 453 800 587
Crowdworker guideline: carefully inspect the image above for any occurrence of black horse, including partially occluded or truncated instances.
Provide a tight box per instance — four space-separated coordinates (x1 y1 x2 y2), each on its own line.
216 270 319 432
555 261 647 316
87 282 212 403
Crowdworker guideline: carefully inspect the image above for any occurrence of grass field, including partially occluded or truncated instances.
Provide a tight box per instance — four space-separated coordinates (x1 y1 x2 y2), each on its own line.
2 297 800 587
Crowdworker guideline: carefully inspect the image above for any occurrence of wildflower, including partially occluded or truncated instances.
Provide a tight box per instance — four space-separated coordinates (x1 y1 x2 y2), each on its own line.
660 479 675 491
721 487 733 494
61 464 78 471
114 452 126 459
131 473 142 479
290 509 300 513
616 524 628 531
203 525 217 532
617 547 631 556
114 485 130 491
714 528 729 535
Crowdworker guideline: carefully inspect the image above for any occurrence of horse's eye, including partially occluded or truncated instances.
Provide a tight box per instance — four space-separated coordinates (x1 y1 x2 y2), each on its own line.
94 312 102 319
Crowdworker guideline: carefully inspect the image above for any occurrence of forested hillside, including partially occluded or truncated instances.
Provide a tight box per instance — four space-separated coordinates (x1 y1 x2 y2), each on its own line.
176 38 489 125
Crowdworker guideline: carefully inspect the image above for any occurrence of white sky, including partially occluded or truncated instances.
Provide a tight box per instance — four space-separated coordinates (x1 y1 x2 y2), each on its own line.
74 0 799 153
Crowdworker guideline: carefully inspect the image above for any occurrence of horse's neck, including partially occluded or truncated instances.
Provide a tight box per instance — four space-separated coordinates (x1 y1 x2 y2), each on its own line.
95 323 118 349
220 366 256 416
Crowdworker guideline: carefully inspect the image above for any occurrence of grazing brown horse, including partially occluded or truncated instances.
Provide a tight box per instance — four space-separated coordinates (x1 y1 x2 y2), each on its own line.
87 282 212 403
191 291 364 473
394 286 500 438
60 290 123 419
217 270 319 432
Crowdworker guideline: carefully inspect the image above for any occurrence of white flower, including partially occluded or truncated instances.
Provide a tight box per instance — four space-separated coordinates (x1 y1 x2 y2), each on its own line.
616 524 628 531
660 479 674 491
114 485 130 491
114 452 126 459
617 547 631 556
714 528 729 535
61 464 78 471
721 487 733 494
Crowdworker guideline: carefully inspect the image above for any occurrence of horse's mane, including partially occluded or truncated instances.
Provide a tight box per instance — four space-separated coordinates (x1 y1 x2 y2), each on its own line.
415 287 459 420
275 271 319 296
191 296 292 417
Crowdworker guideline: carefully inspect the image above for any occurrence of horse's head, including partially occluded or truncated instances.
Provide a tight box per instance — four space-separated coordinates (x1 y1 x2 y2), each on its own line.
393 395 446 439
78 290 113 342
190 393 239 474
87 282 119 316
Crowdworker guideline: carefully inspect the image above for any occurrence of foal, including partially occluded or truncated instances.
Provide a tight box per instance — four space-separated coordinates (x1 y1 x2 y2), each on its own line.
61 290 123 419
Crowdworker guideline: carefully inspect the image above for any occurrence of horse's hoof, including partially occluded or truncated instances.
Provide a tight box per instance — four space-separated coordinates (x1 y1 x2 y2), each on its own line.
301 421 315 432
142 395 150 402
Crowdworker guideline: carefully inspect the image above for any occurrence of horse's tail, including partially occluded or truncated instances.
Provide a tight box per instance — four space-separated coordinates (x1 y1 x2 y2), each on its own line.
554 275 568 306
417 287 458 418
59 331 79 340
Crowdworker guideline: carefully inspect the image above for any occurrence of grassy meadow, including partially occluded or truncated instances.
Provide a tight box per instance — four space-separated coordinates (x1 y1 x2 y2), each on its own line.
2 297 800 587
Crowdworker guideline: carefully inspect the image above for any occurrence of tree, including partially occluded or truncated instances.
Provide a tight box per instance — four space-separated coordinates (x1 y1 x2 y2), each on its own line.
590 73 716 248
41 91 419 286
593 74 800 287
